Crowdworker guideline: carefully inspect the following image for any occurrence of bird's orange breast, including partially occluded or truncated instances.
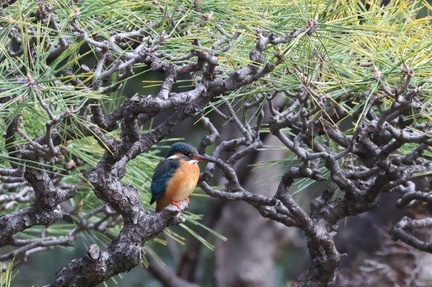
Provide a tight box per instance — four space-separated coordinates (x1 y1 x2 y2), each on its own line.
157 160 200 211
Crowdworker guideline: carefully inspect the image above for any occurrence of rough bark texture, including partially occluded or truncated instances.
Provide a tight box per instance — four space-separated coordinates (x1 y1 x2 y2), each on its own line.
215 136 291 287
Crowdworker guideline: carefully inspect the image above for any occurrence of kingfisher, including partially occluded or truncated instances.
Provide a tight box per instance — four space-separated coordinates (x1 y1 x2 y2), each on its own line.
150 142 215 212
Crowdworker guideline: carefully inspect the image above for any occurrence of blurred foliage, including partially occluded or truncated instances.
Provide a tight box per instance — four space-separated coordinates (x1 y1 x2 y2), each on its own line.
0 260 15 287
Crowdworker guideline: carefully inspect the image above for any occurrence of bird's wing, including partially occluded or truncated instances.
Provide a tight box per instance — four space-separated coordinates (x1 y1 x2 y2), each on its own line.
150 159 180 204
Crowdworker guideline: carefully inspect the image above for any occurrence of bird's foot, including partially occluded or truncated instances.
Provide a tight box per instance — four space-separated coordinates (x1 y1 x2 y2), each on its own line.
167 199 189 211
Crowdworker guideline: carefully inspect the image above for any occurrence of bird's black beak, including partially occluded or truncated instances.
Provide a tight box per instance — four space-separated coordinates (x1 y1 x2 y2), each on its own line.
193 154 217 163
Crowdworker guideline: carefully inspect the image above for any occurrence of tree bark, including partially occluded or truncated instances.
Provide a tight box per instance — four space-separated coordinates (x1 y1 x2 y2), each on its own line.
215 136 295 287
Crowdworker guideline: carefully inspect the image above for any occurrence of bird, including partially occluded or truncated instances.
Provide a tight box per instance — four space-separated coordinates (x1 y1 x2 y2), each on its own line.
150 142 215 212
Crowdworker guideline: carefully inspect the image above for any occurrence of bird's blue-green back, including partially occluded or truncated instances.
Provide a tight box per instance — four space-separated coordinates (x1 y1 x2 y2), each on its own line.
150 159 180 204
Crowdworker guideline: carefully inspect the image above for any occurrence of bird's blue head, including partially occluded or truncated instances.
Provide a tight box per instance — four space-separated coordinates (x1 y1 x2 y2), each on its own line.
166 142 199 158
